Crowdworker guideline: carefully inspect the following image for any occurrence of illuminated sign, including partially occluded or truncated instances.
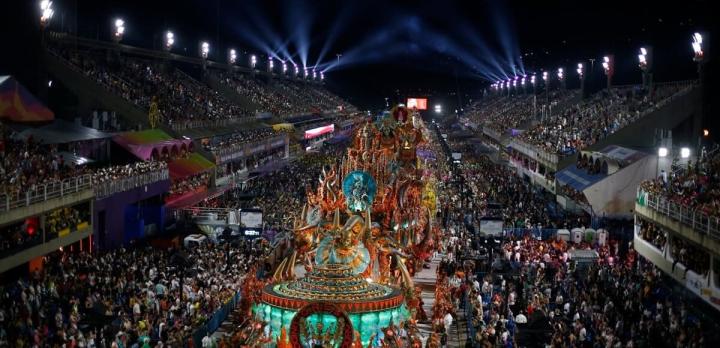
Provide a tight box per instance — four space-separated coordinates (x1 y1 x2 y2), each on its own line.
304 124 335 140
244 229 260 236
406 98 428 110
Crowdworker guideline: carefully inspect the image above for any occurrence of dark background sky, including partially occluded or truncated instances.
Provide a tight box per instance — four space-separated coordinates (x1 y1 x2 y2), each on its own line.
3 0 716 113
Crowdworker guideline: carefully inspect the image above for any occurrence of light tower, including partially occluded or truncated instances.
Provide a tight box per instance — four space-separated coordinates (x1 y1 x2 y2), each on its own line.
113 18 125 43
638 47 653 90
577 62 585 97
602 55 614 90
164 31 175 51
229 49 237 64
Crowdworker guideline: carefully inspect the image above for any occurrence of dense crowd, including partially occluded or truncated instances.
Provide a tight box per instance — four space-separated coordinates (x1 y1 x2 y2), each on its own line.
518 83 692 156
201 145 344 230
640 148 720 217
217 73 310 117
56 48 251 128
0 206 89 258
455 156 587 229
446 227 714 348
168 173 210 200
1 126 90 198
203 127 277 153
0 241 267 348
92 162 168 185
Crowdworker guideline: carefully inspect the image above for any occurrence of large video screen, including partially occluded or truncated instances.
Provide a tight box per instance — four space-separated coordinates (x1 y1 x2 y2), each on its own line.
406 98 428 110
240 210 263 229
304 124 335 139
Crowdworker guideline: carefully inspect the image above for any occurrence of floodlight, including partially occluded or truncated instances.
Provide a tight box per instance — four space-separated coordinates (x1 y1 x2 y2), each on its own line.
201 42 209 59
658 147 668 158
165 31 174 50
40 0 54 27
250 55 257 68
692 33 704 62
114 18 125 42
229 49 237 64
681 147 690 158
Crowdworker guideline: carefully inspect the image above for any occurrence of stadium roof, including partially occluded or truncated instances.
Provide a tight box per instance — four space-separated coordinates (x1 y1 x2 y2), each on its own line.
12 119 112 144
0 75 54 123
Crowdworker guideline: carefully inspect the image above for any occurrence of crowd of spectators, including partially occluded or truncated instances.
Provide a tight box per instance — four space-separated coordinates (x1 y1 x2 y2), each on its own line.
669 236 711 278
217 73 299 116
0 241 268 348
55 48 251 128
168 173 210 200
217 73 352 118
92 162 168 186
638 217 668 251
1 126 90 198
447 228 712 348
518 83 692 156
455 156 586 229
203 127 277 153
0 204 89 261
640 148 720 218
200 146 344 230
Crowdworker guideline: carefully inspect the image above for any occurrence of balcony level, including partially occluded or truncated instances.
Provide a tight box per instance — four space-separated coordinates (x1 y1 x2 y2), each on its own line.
0 175 94 226
0 223 92 273
635 189 720 254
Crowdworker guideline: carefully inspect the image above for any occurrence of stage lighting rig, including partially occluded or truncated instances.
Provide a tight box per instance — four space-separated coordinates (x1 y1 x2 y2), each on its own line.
320 72 325 81
250 55 257 68
282 61 288 74
268 57 274 72
576 63 584 78
294 63 299 76
313 69 317 80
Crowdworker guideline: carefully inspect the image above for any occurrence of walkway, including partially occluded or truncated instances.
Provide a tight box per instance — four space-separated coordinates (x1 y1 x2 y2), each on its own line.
413 254 468 347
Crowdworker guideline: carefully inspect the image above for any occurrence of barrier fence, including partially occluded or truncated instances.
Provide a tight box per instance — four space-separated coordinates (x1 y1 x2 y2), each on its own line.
94 169 170 198
190 292 241 348
637 188 720 241
1 174 94 212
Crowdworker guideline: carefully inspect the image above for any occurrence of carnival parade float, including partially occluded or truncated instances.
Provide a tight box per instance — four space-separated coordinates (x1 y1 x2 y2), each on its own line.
245 106 440 347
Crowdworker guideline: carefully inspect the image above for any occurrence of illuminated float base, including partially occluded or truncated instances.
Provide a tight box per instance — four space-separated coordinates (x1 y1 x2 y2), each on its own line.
253 264 409 346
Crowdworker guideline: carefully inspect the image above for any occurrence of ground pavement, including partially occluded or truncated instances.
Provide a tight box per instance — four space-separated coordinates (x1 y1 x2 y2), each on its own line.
413 253 468 347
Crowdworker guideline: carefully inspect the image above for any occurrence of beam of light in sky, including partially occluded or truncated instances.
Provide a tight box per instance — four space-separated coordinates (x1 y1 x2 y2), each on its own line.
314 3 356 67
283 0 314 67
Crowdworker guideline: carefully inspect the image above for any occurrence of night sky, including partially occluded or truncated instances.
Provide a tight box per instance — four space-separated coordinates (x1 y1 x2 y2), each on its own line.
3 0 716 114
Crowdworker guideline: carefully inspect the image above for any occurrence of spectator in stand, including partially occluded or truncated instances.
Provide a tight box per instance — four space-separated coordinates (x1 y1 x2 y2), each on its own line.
0 241 269 347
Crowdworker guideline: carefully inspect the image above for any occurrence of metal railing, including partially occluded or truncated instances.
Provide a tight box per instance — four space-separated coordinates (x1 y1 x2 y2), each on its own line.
212 135 287 164
170 117 251 131
638 188 720 241
1 174 94 212
509 138 560 166
94 169 170 198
